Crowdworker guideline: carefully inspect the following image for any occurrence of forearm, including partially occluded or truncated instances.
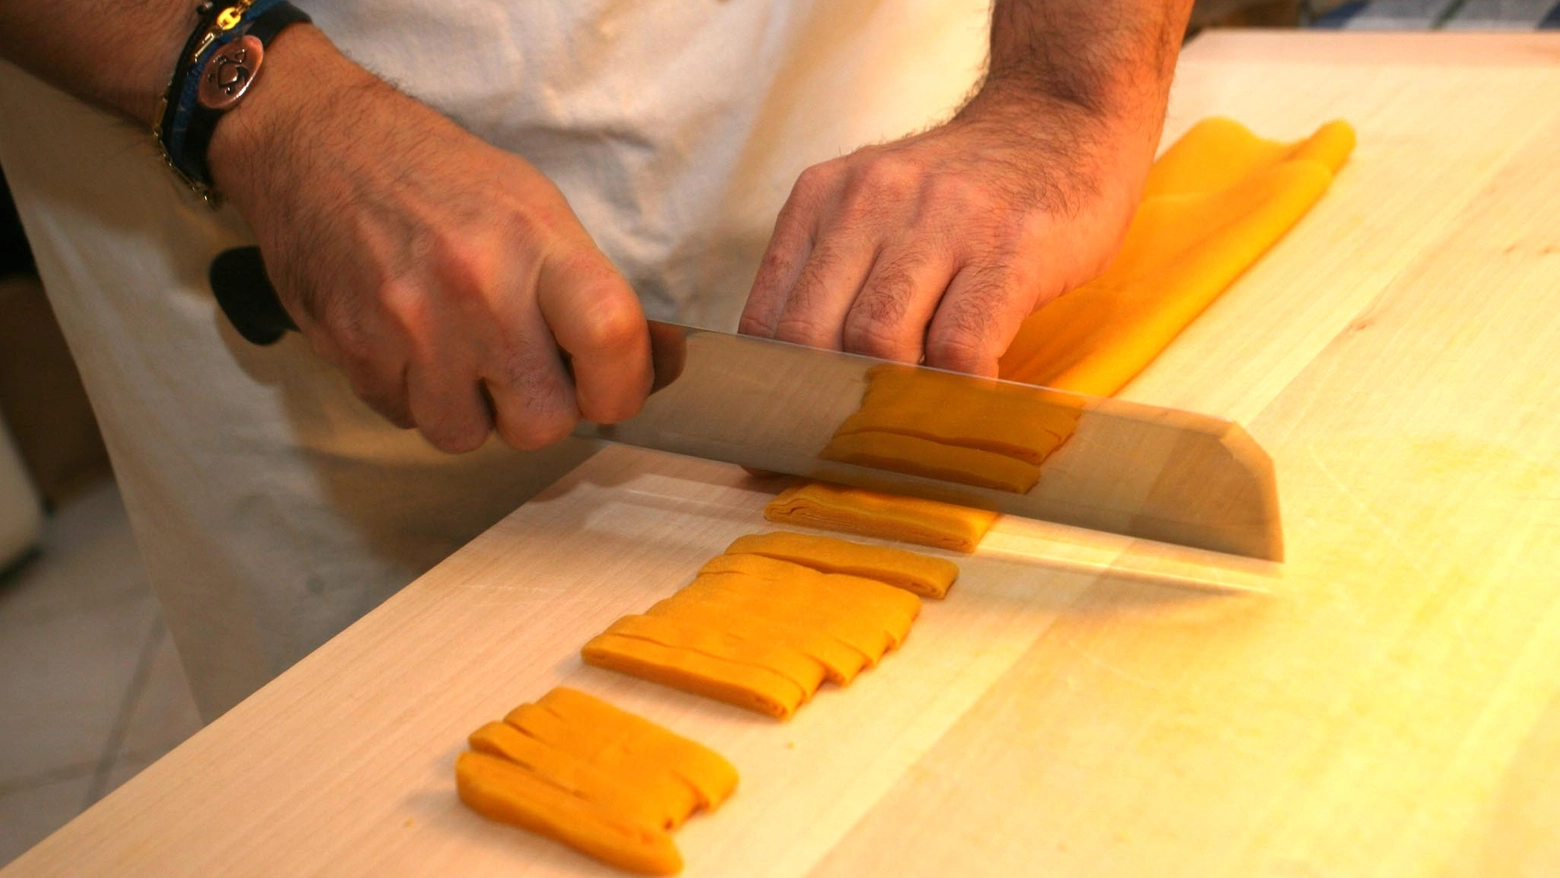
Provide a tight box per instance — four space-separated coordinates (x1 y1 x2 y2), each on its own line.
0 0 377 215
975 0 1195 125
0 0 200 125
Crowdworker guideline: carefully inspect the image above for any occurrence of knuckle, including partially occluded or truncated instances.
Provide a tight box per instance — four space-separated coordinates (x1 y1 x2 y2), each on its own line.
497 409 577 451
772 313 835 347
843 275 918 359
842 312 910 360
579 388 645 426
927 175 988 213
423 424 489 455
773 285 838 346
575 287 645 356
924 333 987 372
376 277 428 338
927 303 997 372
792 163 841 202
737 310 773 337
770 266 837 346
430 232 498 295
349 378 413 429
854 154 919 201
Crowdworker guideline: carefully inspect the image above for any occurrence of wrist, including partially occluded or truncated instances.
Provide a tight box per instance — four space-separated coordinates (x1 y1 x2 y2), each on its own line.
950 83 1161 216
205 24 368 214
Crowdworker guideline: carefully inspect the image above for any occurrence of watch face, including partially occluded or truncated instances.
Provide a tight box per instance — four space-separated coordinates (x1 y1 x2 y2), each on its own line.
198 35 265 111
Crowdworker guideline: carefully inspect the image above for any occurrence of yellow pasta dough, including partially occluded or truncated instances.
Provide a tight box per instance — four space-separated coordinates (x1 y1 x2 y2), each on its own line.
837 365 1082 463
469 721 687 831
583 632 809 720
457 690 735 874
820 430 1042 493
502 703 699 818
694 555 921 636
645 595 871 684
602 614 828 696
722 531 960 600
456 750 684 875
654 583 894 667
999 118 1355 392
765 481 998 553
773 118 1356 549
534 687 738 809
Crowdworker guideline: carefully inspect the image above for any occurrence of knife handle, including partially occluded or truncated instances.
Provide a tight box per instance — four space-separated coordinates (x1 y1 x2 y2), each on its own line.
208 246 297 345
207 246 685 392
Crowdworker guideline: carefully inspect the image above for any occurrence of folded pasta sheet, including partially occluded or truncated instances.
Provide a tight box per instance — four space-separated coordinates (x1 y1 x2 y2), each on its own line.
999 117 1356 392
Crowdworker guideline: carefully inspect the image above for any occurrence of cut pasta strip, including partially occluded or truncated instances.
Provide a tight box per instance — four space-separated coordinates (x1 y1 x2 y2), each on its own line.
658 584 894 666
469 721 687 831
840 365 1083 462
722 531 960 599
456 750 683 876
603 614 827 696
689 572 915 654
645 595 870 684
765 481 997 553
694 555 920 634
582 632 808 720
502 703 702 821
820 430 1041 493
534 687 739 809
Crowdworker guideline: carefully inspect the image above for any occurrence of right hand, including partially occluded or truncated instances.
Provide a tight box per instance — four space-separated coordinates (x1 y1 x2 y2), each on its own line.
207 27 652 453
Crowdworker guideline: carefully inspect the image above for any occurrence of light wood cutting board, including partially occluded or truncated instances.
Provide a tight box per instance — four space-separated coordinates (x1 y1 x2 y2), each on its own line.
6 30 1560 878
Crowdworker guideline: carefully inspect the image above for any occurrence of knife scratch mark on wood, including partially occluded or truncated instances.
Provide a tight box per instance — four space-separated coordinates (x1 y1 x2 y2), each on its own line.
1308 445 1487 668
1309 444 1435 578
1304 445 1392 629
1060 636 1159 690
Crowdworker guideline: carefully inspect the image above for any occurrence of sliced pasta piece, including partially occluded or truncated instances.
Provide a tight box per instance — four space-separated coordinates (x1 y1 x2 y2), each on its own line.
582 633 808 720
536 688 739 809
469 721 687 830
645 596 870 684
656 584 894 667
723 531 959 599
456 750 682 876
820 430 1042 493
503 703 701 817
603 614 827 696
841 365 1083 462
765 481 998 553
697 554 921 626
687 572 915 654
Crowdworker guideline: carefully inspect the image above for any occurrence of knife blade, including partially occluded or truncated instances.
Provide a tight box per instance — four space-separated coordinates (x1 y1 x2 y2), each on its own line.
209 246 1282 561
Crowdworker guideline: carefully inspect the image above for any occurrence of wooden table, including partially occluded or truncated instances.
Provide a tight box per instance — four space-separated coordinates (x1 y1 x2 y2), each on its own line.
9 30 1560 877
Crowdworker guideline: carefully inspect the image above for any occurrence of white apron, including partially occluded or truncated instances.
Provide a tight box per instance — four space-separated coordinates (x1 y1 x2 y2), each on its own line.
0 0 988 718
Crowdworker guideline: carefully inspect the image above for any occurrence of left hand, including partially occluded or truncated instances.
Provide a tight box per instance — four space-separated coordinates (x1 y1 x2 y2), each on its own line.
738 88 1156 377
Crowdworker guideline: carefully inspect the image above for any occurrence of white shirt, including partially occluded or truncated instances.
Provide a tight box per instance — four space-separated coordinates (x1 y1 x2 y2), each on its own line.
0 0 988 718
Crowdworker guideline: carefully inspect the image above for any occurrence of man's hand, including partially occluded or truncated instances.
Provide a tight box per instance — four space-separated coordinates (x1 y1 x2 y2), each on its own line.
209 28 652 453
740 91 1144 377
739 0 1193 377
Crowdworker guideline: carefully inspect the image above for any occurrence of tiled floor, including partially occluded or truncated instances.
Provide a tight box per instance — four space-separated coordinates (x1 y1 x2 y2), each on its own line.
1312 0 1560 27
0 479 202 867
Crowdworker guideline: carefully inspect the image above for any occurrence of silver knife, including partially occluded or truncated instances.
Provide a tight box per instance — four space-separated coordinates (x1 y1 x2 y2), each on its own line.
210 247 1282 561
